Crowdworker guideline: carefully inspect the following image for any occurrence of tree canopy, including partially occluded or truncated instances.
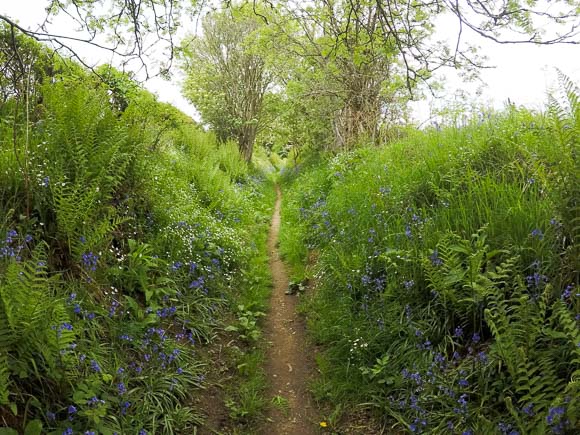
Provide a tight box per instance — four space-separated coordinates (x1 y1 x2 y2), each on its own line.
180 7 271 161
1 0 579 157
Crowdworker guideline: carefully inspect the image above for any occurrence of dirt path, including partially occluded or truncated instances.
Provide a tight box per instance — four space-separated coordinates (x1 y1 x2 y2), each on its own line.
262 185 318 435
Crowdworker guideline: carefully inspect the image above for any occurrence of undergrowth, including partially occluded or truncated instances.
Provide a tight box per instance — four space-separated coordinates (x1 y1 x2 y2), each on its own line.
0 35 275 434
279 77 579 434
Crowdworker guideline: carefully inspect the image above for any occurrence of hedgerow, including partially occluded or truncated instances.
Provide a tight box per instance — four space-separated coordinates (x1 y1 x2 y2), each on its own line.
0 41 273 433
280 84 579 434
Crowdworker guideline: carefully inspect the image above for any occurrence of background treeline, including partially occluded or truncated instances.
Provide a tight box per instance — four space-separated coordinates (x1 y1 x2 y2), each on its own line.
280 80 579 433
0 28 273 434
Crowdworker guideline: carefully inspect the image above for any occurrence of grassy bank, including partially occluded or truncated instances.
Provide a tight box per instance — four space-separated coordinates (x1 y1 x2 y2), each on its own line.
0 54 275 433
279 101 579 433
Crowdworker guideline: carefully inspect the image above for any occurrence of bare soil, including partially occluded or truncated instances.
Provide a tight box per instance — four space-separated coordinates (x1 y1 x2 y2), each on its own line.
261 186 319 435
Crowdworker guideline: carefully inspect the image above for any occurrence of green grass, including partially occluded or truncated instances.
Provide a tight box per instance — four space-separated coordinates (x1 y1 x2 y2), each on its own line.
279 103 579 433
0 53 277 434
221 180 275 431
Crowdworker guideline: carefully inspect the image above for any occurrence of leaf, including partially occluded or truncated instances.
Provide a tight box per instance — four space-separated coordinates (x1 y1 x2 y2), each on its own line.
24 420 43 435
102 373 113 382
0 429 19 435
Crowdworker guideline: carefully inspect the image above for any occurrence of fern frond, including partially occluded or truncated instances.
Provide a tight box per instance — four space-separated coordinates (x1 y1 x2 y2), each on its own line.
0 351 9 405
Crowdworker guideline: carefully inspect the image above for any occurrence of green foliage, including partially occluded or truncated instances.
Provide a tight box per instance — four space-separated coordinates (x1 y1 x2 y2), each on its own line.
225 305 266 342
180 6 271 161
0 34 274 433
280 86 579 432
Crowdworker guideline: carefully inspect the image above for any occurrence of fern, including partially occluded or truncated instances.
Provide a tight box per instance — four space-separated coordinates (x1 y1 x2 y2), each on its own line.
548 72 579 284
485 278 579 432
0 351 9 405
0 243 74 393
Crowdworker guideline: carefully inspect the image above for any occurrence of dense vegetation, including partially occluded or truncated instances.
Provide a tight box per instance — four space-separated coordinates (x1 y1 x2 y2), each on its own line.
2 1 580 434
0 35 275 434
279 83 579 433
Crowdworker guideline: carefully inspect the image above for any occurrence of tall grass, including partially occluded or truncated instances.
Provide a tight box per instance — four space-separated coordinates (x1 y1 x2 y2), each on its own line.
280 101 579 433
0 55 274 433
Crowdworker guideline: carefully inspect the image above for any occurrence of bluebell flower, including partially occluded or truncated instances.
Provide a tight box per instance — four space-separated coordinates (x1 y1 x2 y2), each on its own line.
526 271 548 289
90 360 101 372
109 300 120 317
530 228 544 240
546 406 565 425
121 401 131 415
379 187 391 196
87 396 105 406
189 277 204 289
410 372 422 385
361 274 371 286
472 332 480 343
62 429 73 435
81 252 99 271
434 353 445 364
429 249 442 266
561 285 573 300
477 351 488 364
454 326 463 338
522 403 534 416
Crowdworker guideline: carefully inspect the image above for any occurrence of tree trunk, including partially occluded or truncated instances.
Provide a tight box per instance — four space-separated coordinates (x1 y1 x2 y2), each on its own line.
238 123 257 162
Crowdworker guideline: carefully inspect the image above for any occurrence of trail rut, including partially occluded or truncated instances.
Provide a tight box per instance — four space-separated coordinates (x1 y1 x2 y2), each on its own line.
262 185 318 435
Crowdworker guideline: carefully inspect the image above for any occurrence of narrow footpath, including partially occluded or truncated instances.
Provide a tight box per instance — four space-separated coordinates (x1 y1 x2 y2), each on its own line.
262 186 318 435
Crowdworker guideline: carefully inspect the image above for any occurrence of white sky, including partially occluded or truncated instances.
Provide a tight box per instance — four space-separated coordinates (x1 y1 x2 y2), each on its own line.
2 0 579 124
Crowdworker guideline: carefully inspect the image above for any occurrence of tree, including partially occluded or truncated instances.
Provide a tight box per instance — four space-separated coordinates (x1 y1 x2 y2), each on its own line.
181 7 272 162
256 1 412 150
253 0 579 151
0 0 182 79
